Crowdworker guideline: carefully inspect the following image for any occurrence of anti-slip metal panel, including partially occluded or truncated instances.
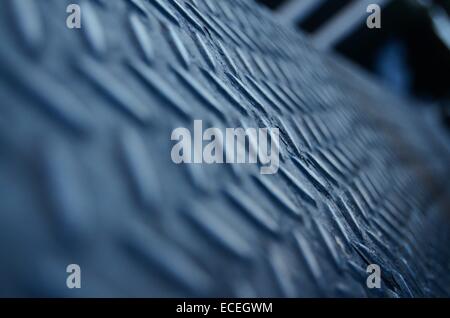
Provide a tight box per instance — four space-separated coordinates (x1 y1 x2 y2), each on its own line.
0 0 449 297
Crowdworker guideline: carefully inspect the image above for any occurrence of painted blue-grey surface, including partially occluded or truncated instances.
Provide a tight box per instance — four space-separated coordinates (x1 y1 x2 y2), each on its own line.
0 0 449 297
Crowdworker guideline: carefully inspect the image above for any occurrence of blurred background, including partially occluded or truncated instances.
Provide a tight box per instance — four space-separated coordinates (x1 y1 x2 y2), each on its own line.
257 0 450 128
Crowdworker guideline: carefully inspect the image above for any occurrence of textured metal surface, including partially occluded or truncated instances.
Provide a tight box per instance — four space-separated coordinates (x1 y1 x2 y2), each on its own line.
0 0 449 297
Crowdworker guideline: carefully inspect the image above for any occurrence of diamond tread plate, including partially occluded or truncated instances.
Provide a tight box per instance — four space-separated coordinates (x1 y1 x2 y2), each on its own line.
0 0 449 297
